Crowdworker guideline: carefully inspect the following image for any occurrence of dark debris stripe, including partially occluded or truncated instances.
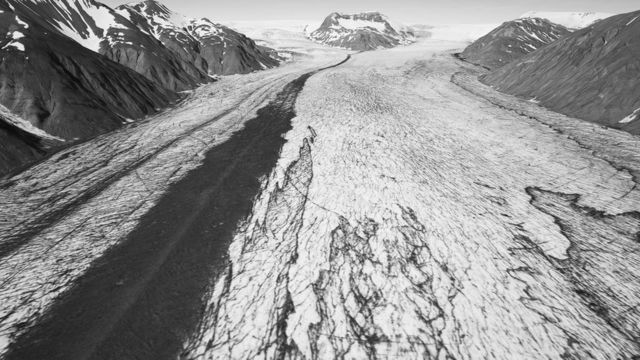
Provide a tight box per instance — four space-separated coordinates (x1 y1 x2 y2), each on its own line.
3 56 350 360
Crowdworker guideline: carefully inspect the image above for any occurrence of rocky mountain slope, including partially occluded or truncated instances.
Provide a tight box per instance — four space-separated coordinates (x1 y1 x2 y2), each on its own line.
0 0 279 175
309 12 415 51
0 4 176 140
520 11 613 29
5 0 279 91
186 18 280 75
482 10 640 134
459 18 570 69
3 0 209 92
0 105 63 176
117 0 278 77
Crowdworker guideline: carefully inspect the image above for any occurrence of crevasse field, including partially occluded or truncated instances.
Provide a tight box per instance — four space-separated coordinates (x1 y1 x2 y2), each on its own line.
1 26 639 359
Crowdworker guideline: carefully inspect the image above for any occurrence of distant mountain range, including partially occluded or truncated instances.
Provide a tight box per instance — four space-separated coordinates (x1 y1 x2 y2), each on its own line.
0 0 279 176
309 12 415 51
459 18 570 69
519 11 612 29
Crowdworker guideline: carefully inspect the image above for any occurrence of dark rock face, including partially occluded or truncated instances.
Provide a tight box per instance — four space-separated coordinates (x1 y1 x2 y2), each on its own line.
115 1 211 90
4 0 210 92
187 19 279 75
0 3 176 175
118 0 279 76
482 11 640 134
310 12 415 51
3 0 112 49
0 0 279 175
460 18 570 70
0 118 47 177
0 104 64 176
0 5 176 140
3 0 279 92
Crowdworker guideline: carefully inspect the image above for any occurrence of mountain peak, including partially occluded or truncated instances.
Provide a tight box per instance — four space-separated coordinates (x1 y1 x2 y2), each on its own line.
485 10 640 133
460 17 570 69
519 11 613 29
311 11 414 50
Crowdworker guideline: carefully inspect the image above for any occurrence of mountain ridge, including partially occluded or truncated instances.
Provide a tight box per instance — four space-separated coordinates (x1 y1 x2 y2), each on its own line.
309 12 415 51
117 0 279 77
520 11 613 29
0 1 178 140
482 10 640 134
459 17 570 70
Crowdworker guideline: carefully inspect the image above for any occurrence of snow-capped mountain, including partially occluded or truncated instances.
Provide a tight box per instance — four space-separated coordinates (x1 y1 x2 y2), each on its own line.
483 10 640 134
520 11 613 29
3 0 121 52
3 0 210 92
460 18 570 69
186 18 279 74
4 0 279 91
0 1 176 139
0 0 181 175
118 0 279 76
0 0 281 174
309 12 415 51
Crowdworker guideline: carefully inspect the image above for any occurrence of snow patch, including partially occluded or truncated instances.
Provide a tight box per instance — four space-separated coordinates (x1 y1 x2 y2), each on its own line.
188 18 223 39
15 16 29 29
44 0 119 52
2 30 26 52
335 18 386 31
10 31 24 40
619 108 640 123
3 42 24 51
0 335 8 356
0 104 63 141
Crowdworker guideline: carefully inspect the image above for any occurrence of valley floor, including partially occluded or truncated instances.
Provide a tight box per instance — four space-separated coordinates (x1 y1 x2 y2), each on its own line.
1 39 639 359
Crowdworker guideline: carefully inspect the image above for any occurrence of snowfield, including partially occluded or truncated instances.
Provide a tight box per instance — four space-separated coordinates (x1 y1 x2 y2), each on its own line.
426 23 499 42
520 11 613 29
0 36 639 359
223 19 340 64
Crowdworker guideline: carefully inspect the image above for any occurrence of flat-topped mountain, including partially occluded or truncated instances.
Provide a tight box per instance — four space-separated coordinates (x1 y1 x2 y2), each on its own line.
460 18 570 70
309 12 415 51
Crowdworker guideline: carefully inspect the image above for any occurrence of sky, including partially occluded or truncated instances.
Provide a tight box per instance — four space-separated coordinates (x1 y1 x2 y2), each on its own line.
101 0 640 24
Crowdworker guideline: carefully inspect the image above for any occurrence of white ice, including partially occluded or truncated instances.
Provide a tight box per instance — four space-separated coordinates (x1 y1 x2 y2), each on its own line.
520 11 614 29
